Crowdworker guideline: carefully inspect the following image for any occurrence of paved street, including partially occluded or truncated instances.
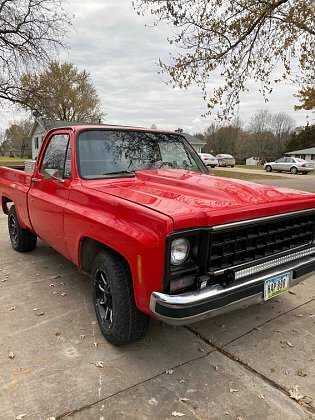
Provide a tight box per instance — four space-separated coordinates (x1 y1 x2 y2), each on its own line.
0 176 314 419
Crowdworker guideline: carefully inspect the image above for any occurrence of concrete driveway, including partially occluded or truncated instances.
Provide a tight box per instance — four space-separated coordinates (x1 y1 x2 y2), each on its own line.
0 177 314 419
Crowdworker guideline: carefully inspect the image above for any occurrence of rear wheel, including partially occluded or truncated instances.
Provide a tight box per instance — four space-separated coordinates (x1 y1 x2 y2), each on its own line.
290 166 298 175
8 206 37 252
265 165 272 172
91 251 149 345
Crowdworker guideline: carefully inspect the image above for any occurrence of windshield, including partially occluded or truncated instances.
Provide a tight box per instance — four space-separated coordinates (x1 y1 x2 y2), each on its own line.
77 130 205 179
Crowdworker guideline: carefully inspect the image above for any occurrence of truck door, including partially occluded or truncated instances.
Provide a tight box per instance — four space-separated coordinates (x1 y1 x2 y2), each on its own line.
28 132 72 257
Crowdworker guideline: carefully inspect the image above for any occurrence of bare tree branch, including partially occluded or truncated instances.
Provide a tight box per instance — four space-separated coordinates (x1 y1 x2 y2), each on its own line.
134 0 315 119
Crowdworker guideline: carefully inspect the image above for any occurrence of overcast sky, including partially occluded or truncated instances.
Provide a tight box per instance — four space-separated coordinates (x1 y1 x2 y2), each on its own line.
0 0 312 134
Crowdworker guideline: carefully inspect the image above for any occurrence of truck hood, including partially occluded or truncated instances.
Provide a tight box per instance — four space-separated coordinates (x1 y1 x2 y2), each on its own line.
86 169 315 229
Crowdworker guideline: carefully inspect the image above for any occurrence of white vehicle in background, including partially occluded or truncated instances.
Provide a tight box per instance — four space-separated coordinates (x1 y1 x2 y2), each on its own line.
216 154 236 167
198 153 218 168
264 157 315 175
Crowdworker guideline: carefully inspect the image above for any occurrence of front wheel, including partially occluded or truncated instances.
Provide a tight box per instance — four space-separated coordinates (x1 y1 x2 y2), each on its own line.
91 251 149 345
8 206 37 252
290 166 298 175
265 165 272 172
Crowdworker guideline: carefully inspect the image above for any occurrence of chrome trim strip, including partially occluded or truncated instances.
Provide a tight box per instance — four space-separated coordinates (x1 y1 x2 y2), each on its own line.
150 255 315 326
211 245 315 277
212 208 315 231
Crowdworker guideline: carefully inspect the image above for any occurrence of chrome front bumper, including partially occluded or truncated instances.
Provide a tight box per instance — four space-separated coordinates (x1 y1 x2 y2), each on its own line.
150 256 315 326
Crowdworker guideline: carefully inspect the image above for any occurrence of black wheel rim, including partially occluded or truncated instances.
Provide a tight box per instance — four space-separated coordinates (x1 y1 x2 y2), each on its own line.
95 270 113 329
8 214 18 245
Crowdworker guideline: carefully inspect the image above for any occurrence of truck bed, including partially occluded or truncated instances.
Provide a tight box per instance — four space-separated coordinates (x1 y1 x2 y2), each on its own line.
0 166 33 230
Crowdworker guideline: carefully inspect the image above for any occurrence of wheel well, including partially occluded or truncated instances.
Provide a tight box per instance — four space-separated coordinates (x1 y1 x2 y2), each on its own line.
1 196 13 215
79 237 131 276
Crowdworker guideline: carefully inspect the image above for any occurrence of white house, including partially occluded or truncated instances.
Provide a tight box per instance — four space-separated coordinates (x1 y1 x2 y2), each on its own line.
181 133 207 153
285 147 315 167
30 119 71 159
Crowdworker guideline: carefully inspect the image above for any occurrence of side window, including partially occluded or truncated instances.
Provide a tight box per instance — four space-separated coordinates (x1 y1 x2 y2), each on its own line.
64 142 72 178
40 134 71 179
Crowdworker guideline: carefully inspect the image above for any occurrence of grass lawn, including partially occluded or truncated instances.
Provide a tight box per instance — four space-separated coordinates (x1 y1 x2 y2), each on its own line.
235 164 264 170
212 169 287 181
0 157 26 166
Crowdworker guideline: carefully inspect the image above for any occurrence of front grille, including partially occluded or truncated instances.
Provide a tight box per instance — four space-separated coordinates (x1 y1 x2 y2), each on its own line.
209 212 315 273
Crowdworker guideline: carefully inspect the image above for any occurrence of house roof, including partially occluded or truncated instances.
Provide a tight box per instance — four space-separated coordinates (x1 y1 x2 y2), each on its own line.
286 147 315 155
30 119 95 137
182 133 207 145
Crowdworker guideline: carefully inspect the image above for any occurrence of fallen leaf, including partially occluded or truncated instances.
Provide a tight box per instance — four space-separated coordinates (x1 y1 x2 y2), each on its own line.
171 412 185 417
301 396 313 405
8 351 15 359
179 397 190 402
179 379 185 383
165 369 174 375
95 361 104 368
198 347 206 353
49 283 55 287
93 342 98 348
35 311 45 316
186 389 197 393
51 275 61 280
33 307 40 311
148 397 158 406
214 365 219 371
1 279 7 283
230 388 239 393
60 292 67 297
9 306 16 311
295 314 304 318
286 341 294 348
289 386 304 401
55 331 61 336
257 394 265 400
46 417 56 420
288 290 296 295
236 417 245 420
297 368 307 377
16 415 27 420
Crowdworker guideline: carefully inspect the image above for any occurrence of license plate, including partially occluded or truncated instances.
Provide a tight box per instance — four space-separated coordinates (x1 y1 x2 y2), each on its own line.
264 273 290 301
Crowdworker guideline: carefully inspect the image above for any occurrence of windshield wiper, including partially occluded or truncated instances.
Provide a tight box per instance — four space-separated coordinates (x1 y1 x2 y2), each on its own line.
103 170 135 176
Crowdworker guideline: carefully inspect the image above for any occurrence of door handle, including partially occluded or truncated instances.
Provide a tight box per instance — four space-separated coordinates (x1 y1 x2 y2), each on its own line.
31 177 41 184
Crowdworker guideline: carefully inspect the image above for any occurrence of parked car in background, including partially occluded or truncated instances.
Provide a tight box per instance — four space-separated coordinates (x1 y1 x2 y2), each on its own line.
198 153 218 168
216 154 235 167
264 157 315 175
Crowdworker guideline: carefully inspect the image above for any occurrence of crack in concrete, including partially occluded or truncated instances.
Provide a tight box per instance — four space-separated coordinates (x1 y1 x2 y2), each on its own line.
56 348 216 419
186 298 315 417
56 298 315 418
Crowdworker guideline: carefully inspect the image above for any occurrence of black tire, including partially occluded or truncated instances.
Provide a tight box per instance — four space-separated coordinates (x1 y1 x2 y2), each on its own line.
8 206 37 252
290 166 298 175
265 165 272 172
91 251 149 345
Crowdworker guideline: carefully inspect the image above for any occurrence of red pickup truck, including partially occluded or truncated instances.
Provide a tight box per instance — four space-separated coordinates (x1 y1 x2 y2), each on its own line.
1 125 315 345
